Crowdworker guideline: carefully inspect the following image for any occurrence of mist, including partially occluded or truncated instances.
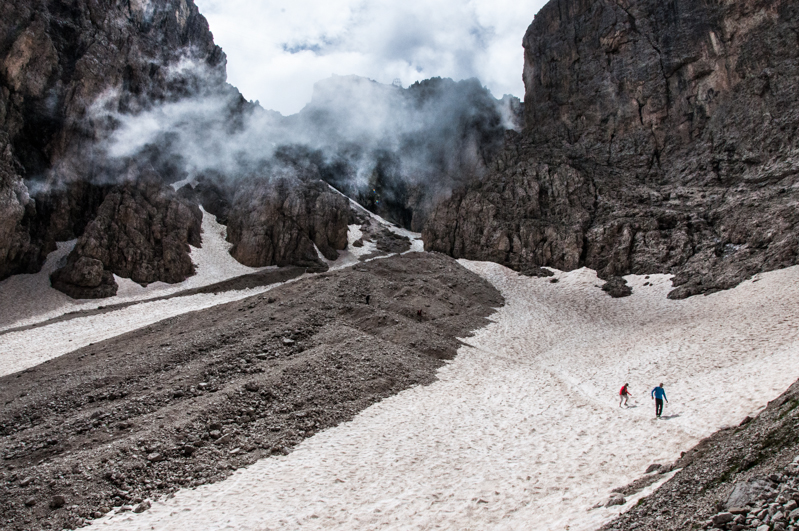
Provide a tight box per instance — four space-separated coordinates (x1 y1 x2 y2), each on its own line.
94 69 521 230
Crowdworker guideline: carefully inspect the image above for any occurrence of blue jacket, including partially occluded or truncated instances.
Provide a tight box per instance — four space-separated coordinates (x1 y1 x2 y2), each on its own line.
651 386 667 400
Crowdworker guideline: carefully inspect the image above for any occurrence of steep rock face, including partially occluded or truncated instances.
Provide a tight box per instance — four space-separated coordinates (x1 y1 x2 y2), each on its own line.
425 140 594 269
51 170 202 298
424 0 799 298
0 0 226 280
226 177 349 271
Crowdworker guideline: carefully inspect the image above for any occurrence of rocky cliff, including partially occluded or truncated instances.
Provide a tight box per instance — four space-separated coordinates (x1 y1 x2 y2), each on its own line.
0 0 226 282
0 0 358 298
424 0 799 298
287 75 516 231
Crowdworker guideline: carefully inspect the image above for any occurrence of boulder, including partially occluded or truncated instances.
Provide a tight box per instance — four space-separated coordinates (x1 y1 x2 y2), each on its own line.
606 494 626 507
601 277 633 298
712 512 734 526
726 478 774 510
48 495 65 509
50 257 117 299
645 464 662 474
133 500 151 513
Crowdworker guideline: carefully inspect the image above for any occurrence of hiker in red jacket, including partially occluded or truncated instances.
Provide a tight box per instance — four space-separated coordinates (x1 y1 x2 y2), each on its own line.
619 383 632 407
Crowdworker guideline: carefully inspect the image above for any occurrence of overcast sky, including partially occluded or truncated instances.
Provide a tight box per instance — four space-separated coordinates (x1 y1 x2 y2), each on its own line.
193 0 549 115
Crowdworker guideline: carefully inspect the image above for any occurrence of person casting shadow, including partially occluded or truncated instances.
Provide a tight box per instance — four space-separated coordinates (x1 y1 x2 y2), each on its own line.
619 383 632 407
651 383 668 418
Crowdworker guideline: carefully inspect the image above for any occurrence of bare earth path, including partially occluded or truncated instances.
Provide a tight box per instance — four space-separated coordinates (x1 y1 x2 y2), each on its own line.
96 261 799 531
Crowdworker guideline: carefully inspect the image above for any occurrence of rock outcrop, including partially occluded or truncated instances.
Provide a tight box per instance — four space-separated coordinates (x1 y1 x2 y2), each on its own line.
0 0 226 282
226 177 349 271
424 0 799 298
51 169 202 298
0 154 36 279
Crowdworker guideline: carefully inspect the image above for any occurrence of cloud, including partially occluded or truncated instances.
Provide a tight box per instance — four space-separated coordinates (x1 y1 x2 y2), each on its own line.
91 67 518 229
194 0 548 114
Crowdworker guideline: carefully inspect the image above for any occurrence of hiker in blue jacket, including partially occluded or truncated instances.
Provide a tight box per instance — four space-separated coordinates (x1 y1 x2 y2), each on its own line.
651 383 668 418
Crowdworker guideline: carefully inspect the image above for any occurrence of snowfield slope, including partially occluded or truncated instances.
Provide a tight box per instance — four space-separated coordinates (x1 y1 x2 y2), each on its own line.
91 261 799 531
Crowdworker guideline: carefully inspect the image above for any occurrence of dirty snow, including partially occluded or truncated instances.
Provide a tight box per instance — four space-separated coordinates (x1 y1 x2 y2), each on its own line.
0 283 287 378
0 207 262 331
95 261 799 531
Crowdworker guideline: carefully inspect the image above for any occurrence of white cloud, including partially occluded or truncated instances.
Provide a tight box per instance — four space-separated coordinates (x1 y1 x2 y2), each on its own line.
194 0 548 115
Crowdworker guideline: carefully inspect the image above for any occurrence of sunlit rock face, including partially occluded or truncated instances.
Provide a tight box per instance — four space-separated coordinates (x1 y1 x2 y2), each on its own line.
424 0 799 298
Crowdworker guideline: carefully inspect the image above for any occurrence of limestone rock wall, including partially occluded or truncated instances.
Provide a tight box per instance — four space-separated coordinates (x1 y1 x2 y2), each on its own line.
424 0 799 298
51 168 202 298
226 178 350 271
0 0 225 281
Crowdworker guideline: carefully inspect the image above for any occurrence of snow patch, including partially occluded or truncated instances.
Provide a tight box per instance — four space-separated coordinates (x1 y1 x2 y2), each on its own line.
94 261 799 531
325 224 378 271
0 240 77 330
326 181 424 254
169 176 195 191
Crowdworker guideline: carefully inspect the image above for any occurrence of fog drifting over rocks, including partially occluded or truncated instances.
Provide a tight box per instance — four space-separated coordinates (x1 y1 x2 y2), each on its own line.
96 70 521 229
194 0 548 114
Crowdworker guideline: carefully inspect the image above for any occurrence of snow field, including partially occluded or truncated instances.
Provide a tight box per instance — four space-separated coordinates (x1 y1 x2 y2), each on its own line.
0 208 263 332
95 261 799 531
321 224 379 271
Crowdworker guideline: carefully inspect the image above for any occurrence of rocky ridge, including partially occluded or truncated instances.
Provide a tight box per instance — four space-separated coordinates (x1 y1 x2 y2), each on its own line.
0 0 517 298
424 0 799 298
